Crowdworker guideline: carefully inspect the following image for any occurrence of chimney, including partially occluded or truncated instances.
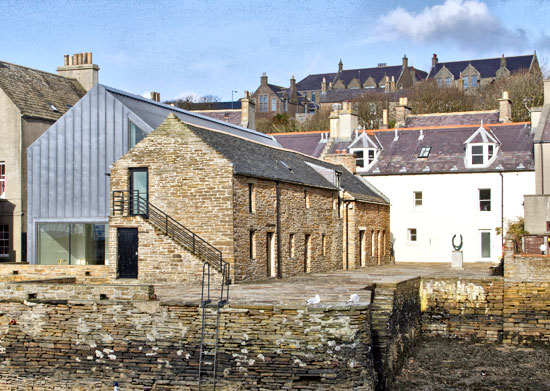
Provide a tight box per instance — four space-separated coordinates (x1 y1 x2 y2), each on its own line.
338 59 343 73
321 77 327 94
329 104 340 139
150 92 160 102
395 97 411 127
390 76 396 93
544 78 550 105
498 90 512 123
241 90 256 129
384 75 390 91
402 54 408 68
432 53 438 68
500 54 507 69
382 108 389 129
290 75 297 103
57 52 99 91
323 153 357 175
261 72 268 86
334 101 358 141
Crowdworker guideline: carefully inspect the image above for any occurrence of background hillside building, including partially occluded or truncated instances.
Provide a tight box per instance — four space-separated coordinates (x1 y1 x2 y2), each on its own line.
0 54 92 262
428 52 540 89
189 91 256 129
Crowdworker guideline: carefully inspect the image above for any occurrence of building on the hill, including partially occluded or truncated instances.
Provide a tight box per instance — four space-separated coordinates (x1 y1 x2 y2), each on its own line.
297 56 427 107
272 94 535 263
0 53 93 262
427 52 540 89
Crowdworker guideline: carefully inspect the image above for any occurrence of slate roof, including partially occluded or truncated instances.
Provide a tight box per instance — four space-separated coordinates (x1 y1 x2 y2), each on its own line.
185 121 385 202
0 60 86 121
332 123 533 175
104 85 281 147
190 109 242 127
297 64 423 91
319 88 408 104
428 54 535 79
404 111 500 127
271 132 328 158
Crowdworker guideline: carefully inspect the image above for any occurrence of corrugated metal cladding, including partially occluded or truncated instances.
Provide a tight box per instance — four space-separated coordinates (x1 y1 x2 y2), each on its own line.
26 85 153 263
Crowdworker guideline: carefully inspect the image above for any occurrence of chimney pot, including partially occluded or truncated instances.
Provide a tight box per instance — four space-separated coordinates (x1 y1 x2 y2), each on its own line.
432 53 438 67
64 54 69 66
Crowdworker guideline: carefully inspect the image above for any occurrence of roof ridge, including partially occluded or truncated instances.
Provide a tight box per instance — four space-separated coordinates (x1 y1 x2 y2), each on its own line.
0 60 77 81
435 54 533 65
409 110 499 117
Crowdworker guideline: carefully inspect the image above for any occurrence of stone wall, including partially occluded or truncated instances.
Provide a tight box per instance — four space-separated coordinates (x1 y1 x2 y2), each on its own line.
420 277 504 342
233 176 343 281
371 278 421 390
0 299 376 390
504 254 550 281
0 264 114 283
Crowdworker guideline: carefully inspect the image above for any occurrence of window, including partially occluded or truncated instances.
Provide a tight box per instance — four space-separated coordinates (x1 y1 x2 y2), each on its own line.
408 228 417 242
289 233 295 258
0 225 8 257
488 145 494 160
0 161 5 198
414 191 422 207
471 145 484 165
352 148 377 169
418 147 431 158
129 121 146 149
445 77 451 87
37 223 107 265
130 168 148 215
371 230 375 256
321 234 326 256
304 234 311 272
259 95 268 112
436 78 442 87
463 76 469 89
547 221 550 232
304 190 310 209
284 100 288 112
271 97 277 112
311 92 316 102
248 183 255 213
249 231 256 259
479 189 491 211
471 75 478 87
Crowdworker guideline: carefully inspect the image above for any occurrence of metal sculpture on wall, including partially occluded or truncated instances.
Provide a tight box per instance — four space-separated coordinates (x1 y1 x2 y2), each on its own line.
452 234 463 251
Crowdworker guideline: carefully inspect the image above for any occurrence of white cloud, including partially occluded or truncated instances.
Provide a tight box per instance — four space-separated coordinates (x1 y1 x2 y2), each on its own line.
371 0 537 51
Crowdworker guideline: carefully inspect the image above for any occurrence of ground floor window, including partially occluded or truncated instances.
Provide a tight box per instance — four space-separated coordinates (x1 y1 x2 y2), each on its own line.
0 225 8 257
37 223 108 265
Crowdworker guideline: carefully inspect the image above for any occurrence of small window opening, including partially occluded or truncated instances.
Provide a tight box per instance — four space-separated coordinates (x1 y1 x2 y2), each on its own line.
414 191 422 207
248 183 255 213
479 189 491 211
418 147 431 158
408 228 417 242
249 230 256 260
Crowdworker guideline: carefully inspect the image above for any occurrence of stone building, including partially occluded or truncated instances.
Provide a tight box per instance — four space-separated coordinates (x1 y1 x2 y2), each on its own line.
273 95 535 264
109 114 390 283
26 84 280 268
427 52 540 89
297 57 427 107
0 53 93 262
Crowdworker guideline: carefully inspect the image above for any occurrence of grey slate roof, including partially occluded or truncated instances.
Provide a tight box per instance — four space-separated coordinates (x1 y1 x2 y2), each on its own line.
104 85 280 147
0 60 86 121
334 124 534 175
404 111 500 127
271 132 328 158
319 88 408 104
428 54 535 79
190 109 242 127
187 124 386 202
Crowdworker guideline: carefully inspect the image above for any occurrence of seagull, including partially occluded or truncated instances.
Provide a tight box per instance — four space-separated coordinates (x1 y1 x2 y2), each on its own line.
347 294 360 303
306 294 320 305
23 300 37 307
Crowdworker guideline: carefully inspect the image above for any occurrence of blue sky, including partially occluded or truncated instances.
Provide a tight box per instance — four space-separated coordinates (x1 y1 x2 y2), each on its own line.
1 0 549 101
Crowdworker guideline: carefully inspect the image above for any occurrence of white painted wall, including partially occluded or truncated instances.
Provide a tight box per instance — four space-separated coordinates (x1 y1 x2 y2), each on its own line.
366 171 534 263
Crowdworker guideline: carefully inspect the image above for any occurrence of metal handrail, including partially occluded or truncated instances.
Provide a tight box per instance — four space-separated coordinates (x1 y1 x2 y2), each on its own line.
112 190 225 271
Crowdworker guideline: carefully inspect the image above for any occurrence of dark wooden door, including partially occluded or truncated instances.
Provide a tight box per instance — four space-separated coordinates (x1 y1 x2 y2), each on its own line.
117 228 138 278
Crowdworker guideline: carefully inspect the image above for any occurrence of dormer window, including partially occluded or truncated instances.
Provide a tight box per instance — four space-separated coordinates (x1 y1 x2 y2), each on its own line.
351 148 378 170
348 132 382 172
464 124 500 168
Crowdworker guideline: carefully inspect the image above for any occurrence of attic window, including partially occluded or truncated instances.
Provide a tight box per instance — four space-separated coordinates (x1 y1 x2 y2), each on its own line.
468 143 497 167
418 147 431 158
49 104 59 112
350 148 378 170
129 120 146 148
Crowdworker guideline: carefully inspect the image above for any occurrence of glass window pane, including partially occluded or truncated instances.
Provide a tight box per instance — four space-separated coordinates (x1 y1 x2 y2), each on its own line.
38 223 70 265
481 232 491 258
129 121 146 149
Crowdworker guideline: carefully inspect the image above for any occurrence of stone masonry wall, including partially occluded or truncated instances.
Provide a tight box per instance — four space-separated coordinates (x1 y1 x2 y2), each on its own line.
233 176 343 282
370 278 421 391
348 201 391 269
110 115 235 279
0 264 114 283
0 300 376 391
109 216 220 285
504 254 550 281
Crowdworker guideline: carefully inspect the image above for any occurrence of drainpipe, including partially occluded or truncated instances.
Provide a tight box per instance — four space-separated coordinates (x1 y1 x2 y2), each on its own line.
541 144 545 194
344 200 352 270
276 181 282 278
19 114 24 263
500 172 504 253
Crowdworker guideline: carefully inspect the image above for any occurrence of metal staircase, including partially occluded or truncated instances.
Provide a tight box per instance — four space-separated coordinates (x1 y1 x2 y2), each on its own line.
112 190 231 389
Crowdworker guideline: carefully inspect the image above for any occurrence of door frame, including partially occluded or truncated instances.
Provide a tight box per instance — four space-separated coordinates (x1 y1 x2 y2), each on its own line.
117 227 139 278
479 229 491 260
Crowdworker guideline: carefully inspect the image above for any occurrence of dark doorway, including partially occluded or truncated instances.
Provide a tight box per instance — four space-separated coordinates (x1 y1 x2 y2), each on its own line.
129 168 148 215
117 228 138 278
